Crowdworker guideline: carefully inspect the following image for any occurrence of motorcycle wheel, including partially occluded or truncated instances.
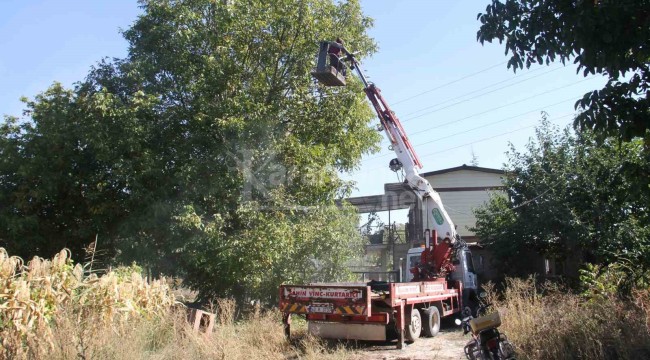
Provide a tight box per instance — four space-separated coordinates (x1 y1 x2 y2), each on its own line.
499 340 516 359
464 341 482 360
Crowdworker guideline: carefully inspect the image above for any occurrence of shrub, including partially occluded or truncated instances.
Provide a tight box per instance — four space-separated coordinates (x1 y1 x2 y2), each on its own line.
0 248 353 359
486 277 650 360
0 248 175 359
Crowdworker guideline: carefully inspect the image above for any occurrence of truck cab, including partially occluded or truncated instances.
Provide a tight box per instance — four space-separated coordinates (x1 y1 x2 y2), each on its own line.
406 246 478 304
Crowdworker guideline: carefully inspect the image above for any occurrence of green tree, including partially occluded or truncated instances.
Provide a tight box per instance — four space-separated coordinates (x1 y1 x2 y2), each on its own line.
472 119 650 284
0 85 145 258
477 0 650 145
0 0 380 301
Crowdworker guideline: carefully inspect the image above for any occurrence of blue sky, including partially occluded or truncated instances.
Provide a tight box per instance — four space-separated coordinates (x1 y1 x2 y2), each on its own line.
353 1 605 197
1 1 605 209
0 0 139 116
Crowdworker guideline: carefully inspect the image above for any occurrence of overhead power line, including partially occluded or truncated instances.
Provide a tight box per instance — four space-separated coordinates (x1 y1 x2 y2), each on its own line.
417 111 574 148
404 76 595 126
417 115 574 160
361 77 597 164
391 61 508 105
400 65 563 120
361 125 536 174
364 80 598 163
357 114 573 174
364 105 577 163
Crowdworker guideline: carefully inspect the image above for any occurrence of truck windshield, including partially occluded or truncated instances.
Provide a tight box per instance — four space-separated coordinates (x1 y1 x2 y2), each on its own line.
465 252 475 273
410 255 421 268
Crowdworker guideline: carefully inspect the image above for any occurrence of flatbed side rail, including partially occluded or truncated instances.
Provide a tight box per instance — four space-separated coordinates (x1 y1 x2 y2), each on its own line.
388 279 459 307
279 284 371 316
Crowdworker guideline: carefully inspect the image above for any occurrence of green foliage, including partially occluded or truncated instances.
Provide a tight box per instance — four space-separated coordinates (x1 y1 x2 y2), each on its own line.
0 0 379 301
0 84 140 258
580 259 650 299
472 118 650 285
114 263 145 280
472 194 527 275
477 0 650 144
179 200 365 302
579 263 622 299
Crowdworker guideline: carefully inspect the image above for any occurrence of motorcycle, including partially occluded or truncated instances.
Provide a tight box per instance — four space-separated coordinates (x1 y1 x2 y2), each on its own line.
455 293 516 360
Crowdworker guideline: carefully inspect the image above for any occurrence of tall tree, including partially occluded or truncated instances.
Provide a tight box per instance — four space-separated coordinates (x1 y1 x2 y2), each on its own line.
472 119 650 282
477 0 650 145
0 0 380 301
0 85 139 258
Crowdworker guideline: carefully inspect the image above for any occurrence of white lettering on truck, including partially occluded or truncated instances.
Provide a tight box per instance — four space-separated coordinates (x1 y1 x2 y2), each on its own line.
284 287 363 300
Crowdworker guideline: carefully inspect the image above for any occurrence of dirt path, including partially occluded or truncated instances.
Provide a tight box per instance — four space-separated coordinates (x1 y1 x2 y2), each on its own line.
351 327 468 360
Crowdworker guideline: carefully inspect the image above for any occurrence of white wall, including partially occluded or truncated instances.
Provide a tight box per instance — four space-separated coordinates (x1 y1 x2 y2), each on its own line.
428 170 504 188
424 170 505 237
436 190 503 236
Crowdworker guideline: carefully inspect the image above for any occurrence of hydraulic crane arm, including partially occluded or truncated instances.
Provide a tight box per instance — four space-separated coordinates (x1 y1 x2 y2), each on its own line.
331 41 459 245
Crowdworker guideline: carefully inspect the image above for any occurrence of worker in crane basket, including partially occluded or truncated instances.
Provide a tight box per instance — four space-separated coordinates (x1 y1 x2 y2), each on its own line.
328 37 347 76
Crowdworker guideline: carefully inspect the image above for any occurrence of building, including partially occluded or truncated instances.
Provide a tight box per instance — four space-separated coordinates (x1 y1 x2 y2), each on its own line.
421 165 506 281
420 165 505 241
347 164 506 282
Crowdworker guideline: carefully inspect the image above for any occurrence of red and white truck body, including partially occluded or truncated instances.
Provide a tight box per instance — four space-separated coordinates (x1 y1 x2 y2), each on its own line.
280 278 464 348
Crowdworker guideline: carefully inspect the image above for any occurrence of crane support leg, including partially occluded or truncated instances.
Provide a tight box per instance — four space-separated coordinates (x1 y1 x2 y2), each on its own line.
396 301 405 349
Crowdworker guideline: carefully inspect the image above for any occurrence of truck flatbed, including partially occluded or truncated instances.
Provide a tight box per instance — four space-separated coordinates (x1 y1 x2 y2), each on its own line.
279 279 463 348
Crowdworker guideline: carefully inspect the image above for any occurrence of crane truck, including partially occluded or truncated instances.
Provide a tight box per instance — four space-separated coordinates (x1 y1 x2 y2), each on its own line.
279 41 478 349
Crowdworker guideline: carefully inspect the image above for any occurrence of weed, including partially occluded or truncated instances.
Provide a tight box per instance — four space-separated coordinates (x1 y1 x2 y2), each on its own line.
487 277 650 360
0 248 354 359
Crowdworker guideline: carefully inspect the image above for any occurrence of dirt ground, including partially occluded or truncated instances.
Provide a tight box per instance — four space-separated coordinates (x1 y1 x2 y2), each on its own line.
350 326 468 360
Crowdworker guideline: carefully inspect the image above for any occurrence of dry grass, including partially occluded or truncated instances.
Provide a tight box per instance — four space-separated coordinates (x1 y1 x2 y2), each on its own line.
0 247 354 360
40 302 353 360
485 277 650 360
10 246 650 359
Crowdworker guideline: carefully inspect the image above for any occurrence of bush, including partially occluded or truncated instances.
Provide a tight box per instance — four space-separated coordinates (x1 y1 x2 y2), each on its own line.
0 248 353 359
486 278 650 360
0 247 175 359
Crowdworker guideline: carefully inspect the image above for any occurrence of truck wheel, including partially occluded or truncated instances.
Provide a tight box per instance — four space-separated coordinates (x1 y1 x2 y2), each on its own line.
422 306 441 337
405 309 422 343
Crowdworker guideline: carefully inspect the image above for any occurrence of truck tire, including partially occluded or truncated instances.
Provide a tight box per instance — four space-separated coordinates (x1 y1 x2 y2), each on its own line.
422 306 441 337
405 309 422 343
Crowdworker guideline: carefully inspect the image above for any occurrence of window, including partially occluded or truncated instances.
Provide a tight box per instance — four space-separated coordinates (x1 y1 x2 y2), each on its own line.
465 252 475 273
409 255 421 269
